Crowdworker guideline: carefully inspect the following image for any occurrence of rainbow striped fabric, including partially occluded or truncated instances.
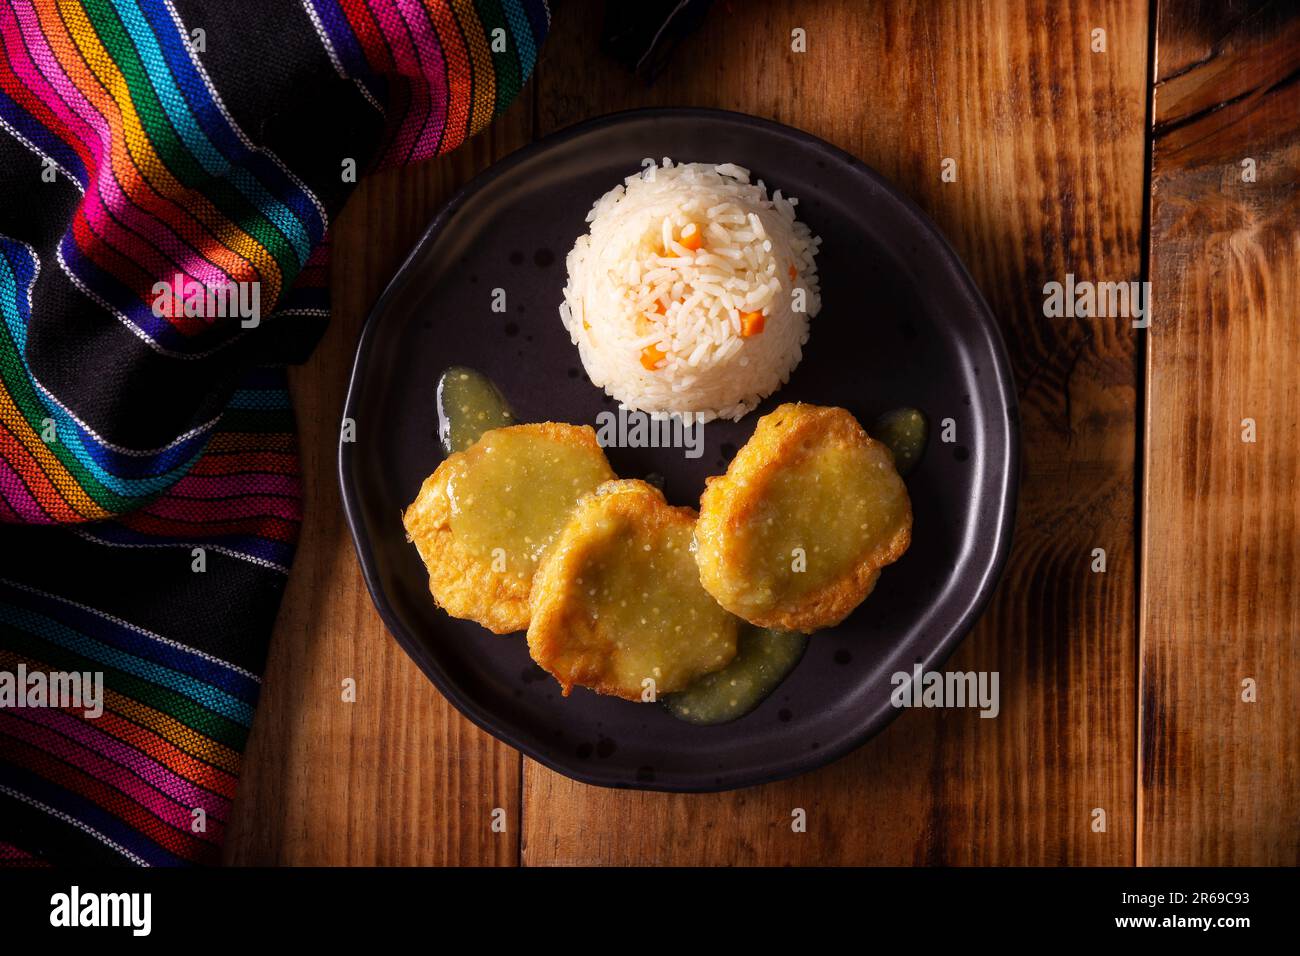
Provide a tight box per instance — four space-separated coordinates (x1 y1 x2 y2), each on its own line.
0 0 548 865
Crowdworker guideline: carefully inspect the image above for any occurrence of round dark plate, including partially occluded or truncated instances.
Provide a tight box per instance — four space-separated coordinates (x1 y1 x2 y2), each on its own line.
339 108 1018 792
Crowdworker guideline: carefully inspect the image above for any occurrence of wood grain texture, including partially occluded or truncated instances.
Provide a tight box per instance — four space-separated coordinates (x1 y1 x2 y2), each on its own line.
222 102 533 866
221 0 1297 867
521 0 1146 865
1140 0 1300 865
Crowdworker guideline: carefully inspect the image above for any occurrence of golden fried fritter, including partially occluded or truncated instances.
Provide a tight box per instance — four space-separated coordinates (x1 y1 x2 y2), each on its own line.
402 423 615 634
695 403 911 632
527 479 739 699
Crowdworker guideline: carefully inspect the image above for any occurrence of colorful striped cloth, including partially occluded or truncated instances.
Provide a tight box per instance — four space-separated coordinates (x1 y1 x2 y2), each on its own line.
0 0 548 866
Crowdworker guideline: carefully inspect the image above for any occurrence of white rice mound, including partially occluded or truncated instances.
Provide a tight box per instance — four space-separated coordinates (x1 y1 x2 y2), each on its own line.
560 158 822 424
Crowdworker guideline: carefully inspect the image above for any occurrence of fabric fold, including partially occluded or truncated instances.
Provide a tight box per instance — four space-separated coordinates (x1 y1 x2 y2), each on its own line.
0 0 550 866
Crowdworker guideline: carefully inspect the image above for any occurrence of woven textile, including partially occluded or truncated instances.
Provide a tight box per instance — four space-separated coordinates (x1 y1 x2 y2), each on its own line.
0 0 548 865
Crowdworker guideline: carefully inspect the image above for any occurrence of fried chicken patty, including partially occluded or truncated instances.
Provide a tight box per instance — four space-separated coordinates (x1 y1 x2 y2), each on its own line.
694 403 912 632
527 479 739 699
402 423 615 634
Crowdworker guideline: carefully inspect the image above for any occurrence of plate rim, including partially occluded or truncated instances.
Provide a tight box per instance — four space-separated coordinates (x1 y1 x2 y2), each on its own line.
337 106 1021 793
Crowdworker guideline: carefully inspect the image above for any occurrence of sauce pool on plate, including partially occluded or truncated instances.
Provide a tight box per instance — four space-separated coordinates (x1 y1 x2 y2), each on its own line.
437 366 515 454
870 407 928 476
664 627 808 725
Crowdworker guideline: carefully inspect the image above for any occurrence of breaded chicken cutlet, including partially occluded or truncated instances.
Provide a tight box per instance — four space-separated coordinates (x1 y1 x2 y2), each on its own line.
694 403 912 632
402 423 615 634
527 479 739 699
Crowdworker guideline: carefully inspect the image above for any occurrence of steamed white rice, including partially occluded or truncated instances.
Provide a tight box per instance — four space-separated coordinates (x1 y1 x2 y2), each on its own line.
559 159 822 424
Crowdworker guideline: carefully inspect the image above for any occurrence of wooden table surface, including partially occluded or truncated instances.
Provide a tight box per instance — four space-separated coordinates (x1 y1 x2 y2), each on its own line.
223 0 1299 866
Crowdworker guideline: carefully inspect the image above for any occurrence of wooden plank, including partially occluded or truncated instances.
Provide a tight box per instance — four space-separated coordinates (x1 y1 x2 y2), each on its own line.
1140 1 1300 866
523 0 1146 865
222 100 534 865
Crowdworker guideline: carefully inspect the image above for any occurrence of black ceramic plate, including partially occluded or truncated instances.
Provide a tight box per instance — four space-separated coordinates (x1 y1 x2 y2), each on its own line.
339 108 1018 792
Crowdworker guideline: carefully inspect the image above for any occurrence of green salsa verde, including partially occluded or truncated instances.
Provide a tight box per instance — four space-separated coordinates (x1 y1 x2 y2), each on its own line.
869 406 928 476
437 366 515 454
432 366 847 724
664 627 808 725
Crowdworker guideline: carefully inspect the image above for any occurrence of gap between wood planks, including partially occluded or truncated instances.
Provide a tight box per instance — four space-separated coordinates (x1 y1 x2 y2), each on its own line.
1132 0 1158 875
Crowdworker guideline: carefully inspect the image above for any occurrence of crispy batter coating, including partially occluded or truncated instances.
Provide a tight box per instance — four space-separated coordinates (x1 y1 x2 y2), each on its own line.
402 423 615 634
695 403 912 632
527 480 739 699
